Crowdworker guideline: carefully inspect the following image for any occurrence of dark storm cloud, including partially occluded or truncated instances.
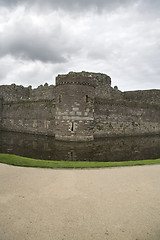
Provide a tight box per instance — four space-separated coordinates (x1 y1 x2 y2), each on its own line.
0 36 66 63
0 0 131 7
0 0 143 10
1 0 160 11
0 15 77 63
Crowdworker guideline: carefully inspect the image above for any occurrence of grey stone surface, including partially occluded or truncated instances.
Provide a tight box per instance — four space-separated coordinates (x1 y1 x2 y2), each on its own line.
0 71 160 141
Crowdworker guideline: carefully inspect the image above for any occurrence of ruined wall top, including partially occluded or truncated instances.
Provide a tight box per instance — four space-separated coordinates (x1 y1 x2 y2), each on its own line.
123 90 160 105
56 71 111 88
0 84 30 101
30 83 55 100
0 71 160 104
0 83 56 102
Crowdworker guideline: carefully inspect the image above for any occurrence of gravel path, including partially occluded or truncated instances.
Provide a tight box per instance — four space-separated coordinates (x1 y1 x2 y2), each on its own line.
0 163 160 240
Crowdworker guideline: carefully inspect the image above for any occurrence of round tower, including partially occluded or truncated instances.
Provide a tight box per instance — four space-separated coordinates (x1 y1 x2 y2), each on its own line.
55 72 96 141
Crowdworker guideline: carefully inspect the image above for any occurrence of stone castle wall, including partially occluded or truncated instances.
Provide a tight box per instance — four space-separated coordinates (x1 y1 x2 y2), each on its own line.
0 84 30 101
0 83 56 102
30 84 55 100
2 99 55 136
94 98 160 138
123 90 160 105
94 73 122 99
0 71 160 141
0 97 3 129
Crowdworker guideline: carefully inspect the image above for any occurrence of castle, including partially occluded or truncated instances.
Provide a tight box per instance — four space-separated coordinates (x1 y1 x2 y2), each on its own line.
0 71 160 141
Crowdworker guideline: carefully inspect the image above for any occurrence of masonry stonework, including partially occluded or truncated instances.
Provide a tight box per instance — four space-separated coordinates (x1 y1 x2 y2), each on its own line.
55 72 96 141
0 71 160 141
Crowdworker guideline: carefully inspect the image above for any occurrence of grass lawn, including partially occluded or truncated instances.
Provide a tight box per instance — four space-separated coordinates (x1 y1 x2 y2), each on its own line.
0 154 160 169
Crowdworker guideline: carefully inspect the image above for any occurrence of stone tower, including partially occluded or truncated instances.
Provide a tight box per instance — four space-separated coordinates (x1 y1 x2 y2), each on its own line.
55 72 96 141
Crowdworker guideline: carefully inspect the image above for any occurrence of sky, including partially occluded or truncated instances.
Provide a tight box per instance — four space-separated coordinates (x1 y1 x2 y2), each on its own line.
0 0 160 91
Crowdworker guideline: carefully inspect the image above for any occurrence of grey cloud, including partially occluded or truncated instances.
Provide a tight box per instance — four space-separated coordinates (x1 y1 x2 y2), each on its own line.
0 0 160 91
0 18 78 63
88 50 107 60
0 0 148 11
0 0 160 18
0 56 56 87
0 37 66 63
0 70 7 80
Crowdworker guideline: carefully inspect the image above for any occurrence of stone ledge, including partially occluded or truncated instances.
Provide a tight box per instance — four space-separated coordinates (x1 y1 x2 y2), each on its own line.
55 134 94 142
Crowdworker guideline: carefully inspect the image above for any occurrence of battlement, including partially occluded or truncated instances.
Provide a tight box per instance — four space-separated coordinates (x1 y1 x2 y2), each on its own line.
0 83 56 102
30 83 55 100
55 71 108 88
123 89 160 105
0 84 30 101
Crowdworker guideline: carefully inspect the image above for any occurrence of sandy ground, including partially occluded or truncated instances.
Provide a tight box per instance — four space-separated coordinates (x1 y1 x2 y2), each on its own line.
0 164 160 240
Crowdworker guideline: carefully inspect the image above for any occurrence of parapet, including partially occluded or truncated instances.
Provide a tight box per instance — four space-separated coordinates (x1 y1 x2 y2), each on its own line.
0 84 30 101
123 89 160 105
30 84 55 100
56 71 101 88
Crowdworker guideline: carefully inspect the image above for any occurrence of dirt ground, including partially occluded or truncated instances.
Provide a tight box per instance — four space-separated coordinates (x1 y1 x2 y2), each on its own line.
0 163 160 240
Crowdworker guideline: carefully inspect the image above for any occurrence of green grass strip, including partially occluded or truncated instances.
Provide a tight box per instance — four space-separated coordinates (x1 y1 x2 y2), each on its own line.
0 154 160 169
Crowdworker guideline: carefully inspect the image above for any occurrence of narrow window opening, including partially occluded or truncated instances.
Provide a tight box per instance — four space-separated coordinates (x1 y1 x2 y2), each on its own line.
70 151 73 161
86 95 89 103
71 122 75 131
58 95 62 103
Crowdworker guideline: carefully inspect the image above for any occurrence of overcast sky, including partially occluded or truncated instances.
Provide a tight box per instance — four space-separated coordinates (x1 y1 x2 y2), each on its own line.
0 0 160 91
